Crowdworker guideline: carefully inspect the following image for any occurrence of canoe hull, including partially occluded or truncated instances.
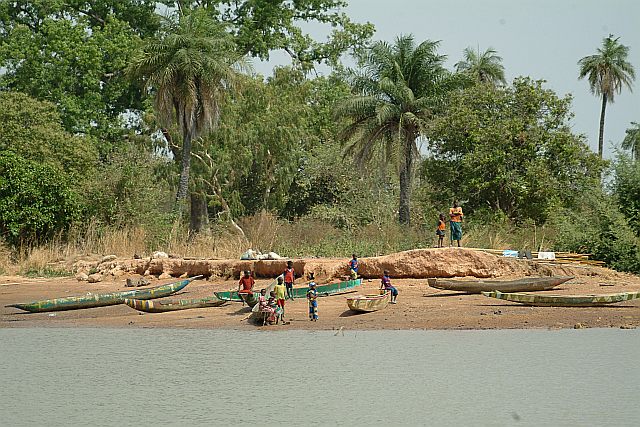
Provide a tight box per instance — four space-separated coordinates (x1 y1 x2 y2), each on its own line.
347 291 390 312
427 276 573 294
240 292 259 308
481 290 640 307
216 279 362 302
6 276 200 313
124 295 225 313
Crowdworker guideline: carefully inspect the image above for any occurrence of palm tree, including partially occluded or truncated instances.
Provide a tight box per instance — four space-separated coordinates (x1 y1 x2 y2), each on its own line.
128 8 246 213
578 35 635 158
622 122 640 161
455 46 506 86
336 35 454 225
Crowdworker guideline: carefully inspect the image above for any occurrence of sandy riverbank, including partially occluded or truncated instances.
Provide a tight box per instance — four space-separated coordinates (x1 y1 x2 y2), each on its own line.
2 268 640 330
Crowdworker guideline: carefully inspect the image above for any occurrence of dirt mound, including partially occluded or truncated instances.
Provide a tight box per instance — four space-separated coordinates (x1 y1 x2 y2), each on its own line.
73 248 629 282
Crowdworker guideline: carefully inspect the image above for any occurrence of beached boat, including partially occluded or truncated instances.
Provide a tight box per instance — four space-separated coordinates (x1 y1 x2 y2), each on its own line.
427 276 573 294
6 276 201 313
347 291 390 313
216 278 362 302
481 290 640 307
123 295 225 313
239 292 260 308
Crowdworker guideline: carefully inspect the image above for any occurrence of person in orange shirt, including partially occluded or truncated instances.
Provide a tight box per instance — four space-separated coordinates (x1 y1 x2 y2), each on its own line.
436 213 446 248
283 260 295 300
449 200 464 247
237 271 255 303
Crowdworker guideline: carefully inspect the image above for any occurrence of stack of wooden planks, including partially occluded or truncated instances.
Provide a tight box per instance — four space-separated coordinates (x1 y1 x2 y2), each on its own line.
468 248 605 267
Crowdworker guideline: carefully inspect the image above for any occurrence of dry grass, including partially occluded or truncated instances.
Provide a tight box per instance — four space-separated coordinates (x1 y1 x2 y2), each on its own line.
0 215 558 276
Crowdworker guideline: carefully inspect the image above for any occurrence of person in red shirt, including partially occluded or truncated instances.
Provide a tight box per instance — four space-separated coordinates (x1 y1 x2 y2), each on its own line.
283 260 295 301
238 271 255 304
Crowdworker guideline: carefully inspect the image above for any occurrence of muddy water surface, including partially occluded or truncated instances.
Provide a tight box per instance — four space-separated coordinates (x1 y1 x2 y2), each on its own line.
1 328 638 426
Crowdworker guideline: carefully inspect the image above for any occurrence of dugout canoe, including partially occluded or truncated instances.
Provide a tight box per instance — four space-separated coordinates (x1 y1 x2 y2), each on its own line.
215 278 362 302
481 290 640 307
427 276 573 294
6 276 201 313
123 295 225 313
347 291 390 313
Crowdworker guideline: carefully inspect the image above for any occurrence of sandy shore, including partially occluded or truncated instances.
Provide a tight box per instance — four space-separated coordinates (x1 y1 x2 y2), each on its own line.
2 273 640 330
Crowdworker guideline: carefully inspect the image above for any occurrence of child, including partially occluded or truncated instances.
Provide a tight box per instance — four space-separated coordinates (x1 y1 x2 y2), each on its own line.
307 282 318 321
238 270 255 295
436 213 446 248
258 289 276 325
273 276 287 323
380 270 398 304
349 254 359 279
284 260 295 301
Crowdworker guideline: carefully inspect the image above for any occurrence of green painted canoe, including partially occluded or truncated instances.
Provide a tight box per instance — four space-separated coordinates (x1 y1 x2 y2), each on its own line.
216 278 362 302
481 290 640 307
123 294 224 313
427 276 573 294
6 276 201 313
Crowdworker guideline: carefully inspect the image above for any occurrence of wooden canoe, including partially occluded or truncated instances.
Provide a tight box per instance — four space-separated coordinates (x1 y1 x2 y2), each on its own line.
6 276 201 313
239 292 260 308
216 278 362 302
123 295 225 313
427 276 573 294
347 291 390 312
481 290 640 307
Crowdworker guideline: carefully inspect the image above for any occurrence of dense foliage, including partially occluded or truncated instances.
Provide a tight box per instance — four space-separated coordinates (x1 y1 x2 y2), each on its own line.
0 1 638 274
424 78 604 223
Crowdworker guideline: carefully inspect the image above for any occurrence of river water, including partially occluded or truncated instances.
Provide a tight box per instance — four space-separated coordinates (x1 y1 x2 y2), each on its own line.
0 328 638 426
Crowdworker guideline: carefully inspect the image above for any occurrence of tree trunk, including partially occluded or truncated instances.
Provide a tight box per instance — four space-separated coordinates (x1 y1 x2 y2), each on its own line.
189 192 209 236
598 93 607 159
175 127 192 213
398 137 414 225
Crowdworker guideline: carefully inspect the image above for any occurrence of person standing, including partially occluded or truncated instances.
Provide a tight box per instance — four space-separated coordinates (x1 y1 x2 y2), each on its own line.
274 276 286 323
284 260 295 300
436 213 446 248
307 282 318 321
349 254 359 279
380 270 398 304
449 200 464 247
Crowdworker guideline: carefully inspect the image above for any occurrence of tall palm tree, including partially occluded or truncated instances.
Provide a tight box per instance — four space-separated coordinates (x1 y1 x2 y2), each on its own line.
622 122 640 161
128 8 246 213
336 35 454 225
578 35 635 158
455 46 506 86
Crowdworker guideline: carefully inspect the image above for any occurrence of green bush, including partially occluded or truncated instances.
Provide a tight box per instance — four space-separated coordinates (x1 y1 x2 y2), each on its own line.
551 191 640 274
0 152 81 246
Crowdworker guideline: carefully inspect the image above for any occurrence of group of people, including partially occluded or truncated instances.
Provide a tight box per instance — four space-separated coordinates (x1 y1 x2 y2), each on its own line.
435 200 464 248
238 257 400 325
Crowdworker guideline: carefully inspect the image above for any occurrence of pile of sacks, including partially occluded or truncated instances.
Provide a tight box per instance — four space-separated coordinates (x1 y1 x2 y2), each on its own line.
240 249 283 261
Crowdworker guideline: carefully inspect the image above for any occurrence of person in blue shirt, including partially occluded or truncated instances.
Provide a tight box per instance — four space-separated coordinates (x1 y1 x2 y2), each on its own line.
349 254 359 279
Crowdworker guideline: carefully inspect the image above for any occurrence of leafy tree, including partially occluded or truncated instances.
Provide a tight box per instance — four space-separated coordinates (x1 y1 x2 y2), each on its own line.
0 92 98 178
621 122 640 161
0 152 81 246
171 0 374 68
0 1 156 146
128 8 247 214
196 69 345 220
455 46 506 86
424 77 604 223
336 35 458 224
578 35 636 158
611 154 640 236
